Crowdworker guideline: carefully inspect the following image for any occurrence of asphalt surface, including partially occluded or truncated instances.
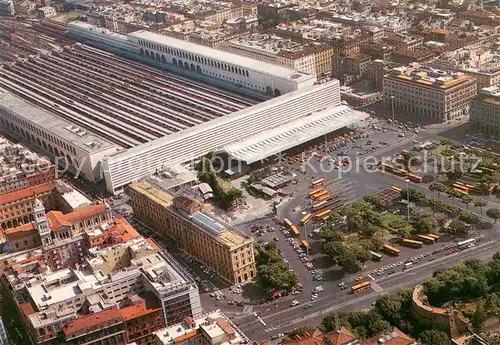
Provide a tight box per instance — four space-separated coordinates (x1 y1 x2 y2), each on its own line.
235 238 500 341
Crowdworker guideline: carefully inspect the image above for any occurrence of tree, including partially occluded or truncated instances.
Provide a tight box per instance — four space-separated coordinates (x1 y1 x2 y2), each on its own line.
471 301 487 331
363 194 384 209
287 326 316 339
374 293 403 326
413 214 439 234
429 182 448 198
460 194 473 211
474 199 487 218
447 219 469 235
446 170 463 181
419 330 450 345
401 188 426 203
446 188 462 203
458 212 480 229
440 138 452 149
320 228 344 242
428 198 443 215
486 208 500 223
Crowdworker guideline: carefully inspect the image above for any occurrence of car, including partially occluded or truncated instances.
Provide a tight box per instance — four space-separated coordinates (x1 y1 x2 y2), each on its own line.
429 257 436 261
313 286 324 293
290 300 300 307
310 294 318 301
304 303 313 309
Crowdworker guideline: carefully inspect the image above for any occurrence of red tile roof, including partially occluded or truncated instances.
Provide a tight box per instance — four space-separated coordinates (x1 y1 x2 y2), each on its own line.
64 204 108 223
0 182 54 205
173 330 197 343
121 299 161 321
47 211 71 230
20 302 37 318
359 328 415 345
108 218 140 243
5 222 36 240
324 327 357 345
216 318 235 336
283 329 324 345
63 308 124 338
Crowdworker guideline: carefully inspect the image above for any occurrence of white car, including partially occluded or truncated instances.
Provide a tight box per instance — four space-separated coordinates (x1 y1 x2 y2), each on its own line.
311 294 318 301
313 286 324 293
290 300 300 307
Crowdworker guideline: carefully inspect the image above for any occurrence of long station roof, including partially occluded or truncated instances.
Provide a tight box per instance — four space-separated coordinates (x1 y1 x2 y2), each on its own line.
222 105 369 164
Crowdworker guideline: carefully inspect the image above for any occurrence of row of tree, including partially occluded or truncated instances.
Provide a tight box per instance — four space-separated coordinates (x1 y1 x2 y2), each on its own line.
314 253 500 344
255 243 299 293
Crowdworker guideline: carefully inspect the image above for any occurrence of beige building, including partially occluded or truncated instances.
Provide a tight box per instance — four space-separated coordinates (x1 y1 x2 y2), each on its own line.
127 181 256 284
383 65 477 122
470 86 500 134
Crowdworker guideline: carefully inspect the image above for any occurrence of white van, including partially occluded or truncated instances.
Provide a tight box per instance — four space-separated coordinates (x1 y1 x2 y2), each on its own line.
404 262 413 269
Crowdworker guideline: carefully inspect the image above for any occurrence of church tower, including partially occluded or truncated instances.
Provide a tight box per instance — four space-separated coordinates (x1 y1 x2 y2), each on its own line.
33 196 52 246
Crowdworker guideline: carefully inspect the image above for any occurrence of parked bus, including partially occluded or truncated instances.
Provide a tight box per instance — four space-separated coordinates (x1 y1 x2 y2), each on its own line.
457 238 475 248
402 239 423 248
309 189 323 197
312 200 328 212
311 178 326 188
369 251 383 261
407 173 423 183
300 213 312 225
314 209 332 222
393 168 409 177
351 281 371 294
416 234 436 244
382 163 394 172
283 218 293 228
452 188 469 195
290 225 300 237
391 185 402 192
316 193 333 202
426 233 440 241
383 244 401 256
452 183 469 193
312 190 329 200
301 240 310 250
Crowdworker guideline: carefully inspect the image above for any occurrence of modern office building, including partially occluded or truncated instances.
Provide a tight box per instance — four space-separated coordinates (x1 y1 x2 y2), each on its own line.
127 181 256 284
469 86 500 134
383 64 477 122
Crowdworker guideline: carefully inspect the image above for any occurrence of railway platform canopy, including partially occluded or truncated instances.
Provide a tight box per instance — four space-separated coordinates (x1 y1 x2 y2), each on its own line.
221 105 369 165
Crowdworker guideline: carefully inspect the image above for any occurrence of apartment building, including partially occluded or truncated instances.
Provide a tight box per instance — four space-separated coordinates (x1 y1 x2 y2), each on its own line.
7 236 200 344
470 86 500 134
0 137 55 195
127 181 256 284
383 64 477 122
154 309 249 345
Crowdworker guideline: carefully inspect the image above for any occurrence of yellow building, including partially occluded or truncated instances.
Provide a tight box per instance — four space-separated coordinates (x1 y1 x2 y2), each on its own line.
383 65 477 122
127 181 256 284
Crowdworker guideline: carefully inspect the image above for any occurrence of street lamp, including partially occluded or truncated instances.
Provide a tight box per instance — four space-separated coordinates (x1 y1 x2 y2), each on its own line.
391 95 395 131
405 179 410 222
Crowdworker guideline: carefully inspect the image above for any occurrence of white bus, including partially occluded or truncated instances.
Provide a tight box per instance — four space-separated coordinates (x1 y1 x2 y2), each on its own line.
457 238 476 249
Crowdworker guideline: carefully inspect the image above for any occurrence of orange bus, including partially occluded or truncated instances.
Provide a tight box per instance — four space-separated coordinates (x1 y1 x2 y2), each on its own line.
351 281 371 294
314 209 332 221
417 234 436 244
290 225 300 237
300 213 312 225
407 173 423 183
383 244 400 256
426 233 440 241
311 178 326 188
316 193 333 202
312 190 329 200
402 239 423 248
312 200 328 212
283 218 293 228
453 188 469 195
391 185 402 192
308 188 323 197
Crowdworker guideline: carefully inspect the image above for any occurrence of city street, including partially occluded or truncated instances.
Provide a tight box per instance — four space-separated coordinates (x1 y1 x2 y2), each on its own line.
235 237 500 342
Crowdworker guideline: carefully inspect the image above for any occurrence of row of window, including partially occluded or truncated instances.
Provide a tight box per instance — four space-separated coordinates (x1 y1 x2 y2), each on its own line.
137 40 251 77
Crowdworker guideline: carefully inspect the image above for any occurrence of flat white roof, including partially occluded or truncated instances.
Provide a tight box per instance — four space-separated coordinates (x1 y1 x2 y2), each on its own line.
60 190 92 210
128 30 315 82
223 105 369 164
